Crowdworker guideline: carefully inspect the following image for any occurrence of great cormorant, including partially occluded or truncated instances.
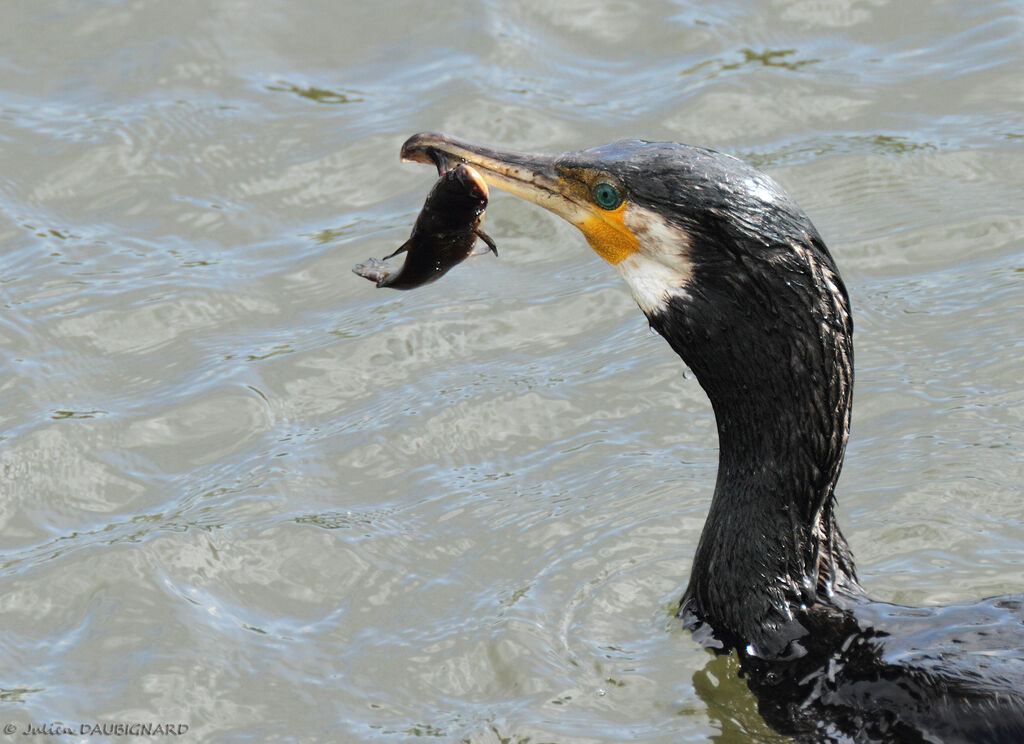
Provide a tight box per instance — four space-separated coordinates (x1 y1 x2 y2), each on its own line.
399 132 1024 743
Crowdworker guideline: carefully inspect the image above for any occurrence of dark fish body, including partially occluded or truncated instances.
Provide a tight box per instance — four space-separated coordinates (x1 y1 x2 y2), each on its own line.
353 163 497 290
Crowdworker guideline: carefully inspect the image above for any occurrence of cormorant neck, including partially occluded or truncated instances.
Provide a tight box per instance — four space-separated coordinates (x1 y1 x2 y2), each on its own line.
647 245 859 657
688 369 857 656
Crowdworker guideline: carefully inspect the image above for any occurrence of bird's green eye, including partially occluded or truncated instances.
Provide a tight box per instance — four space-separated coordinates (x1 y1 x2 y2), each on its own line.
592 181 623 210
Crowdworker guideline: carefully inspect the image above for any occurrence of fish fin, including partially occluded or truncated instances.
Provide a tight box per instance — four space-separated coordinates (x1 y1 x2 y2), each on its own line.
473 229 498 257
352 258 395 287
382 239 413 261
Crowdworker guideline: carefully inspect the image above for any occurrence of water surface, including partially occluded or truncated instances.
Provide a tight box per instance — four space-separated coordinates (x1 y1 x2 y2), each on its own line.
1 1 1022 741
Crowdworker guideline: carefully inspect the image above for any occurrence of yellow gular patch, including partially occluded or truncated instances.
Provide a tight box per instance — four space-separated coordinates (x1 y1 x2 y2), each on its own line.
578 204 640 265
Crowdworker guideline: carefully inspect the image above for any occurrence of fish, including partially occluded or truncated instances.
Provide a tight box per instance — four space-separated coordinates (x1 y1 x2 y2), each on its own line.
352 159 497 290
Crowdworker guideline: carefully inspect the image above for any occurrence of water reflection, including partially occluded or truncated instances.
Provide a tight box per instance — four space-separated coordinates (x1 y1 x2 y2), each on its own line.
691 653 794 744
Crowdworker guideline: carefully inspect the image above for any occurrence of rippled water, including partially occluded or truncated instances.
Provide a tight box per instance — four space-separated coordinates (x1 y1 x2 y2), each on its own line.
1 1 1021 741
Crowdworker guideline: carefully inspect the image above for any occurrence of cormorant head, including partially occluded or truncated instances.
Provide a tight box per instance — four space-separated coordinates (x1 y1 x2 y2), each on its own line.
402 133 852 406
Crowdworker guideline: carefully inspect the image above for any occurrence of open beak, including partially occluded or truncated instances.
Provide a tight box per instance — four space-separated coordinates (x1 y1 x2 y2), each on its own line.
401 132 641 265
401 131 590 226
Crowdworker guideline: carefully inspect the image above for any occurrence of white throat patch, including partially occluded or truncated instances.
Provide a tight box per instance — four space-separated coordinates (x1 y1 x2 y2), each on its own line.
615 204 694 316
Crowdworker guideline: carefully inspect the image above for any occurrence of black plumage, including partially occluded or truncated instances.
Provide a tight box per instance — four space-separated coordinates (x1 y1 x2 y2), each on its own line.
399 132 1024 743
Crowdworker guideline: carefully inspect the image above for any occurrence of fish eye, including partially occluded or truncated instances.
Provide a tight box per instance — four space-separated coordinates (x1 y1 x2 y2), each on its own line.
592 181 623 210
